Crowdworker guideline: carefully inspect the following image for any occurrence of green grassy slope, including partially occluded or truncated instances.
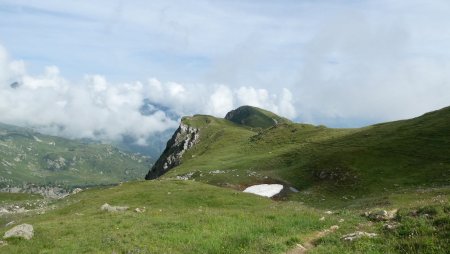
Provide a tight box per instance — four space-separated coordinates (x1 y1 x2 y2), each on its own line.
1 181 448 253
1 106 449 253
160 106 450 205
0 180 333 253
0 122 152 188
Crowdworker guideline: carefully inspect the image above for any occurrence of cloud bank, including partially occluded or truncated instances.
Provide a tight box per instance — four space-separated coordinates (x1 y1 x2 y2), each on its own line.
1 0 450 130
0 45 296 143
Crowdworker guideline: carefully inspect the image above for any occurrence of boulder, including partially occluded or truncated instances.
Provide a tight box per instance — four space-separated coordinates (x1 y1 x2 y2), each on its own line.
3 224 34 240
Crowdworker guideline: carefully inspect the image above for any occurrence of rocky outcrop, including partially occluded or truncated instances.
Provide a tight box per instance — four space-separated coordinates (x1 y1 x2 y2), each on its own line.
145 123 199 179
3 224 34 240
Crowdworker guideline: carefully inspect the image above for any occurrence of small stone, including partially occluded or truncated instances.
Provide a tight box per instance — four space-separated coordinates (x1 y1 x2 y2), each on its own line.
325 210 333 214
72 188 83 194
341 231 377 241
339 219 345 223
0 240 7 247
100 203 129 212
383 222 399 230
329 225 339 231
365 209 397 221
3 224 34 240
135 207 145 213
319 216 325 221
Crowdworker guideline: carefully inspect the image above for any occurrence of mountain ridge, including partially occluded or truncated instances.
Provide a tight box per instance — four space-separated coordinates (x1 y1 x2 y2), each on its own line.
146 105 450 204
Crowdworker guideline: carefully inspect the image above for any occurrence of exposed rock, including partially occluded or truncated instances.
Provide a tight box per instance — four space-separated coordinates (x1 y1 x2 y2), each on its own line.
0 185 70 199
3 224 34 240
100 203 129 212
329 225 339 231
319 216 325 221
134 207 145 213
383 222 400 230
341 231 377 241
71 188 83 194
364 209 397 221
145 122 199 179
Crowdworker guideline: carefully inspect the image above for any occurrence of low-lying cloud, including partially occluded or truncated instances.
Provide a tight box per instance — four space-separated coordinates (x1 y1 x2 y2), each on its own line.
0 45 296 144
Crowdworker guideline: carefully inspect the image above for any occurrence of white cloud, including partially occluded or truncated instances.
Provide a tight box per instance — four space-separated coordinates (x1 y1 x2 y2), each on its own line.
1 0 450 128
206 85 234 117
0 45 296 144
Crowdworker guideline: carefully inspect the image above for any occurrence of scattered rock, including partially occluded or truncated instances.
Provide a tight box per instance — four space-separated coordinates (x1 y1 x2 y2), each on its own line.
325 210 333 214
329 225 339 231
72 188 83 194
0 240 7 247
135 207 146 213
339 219 345 223
3 224 34 240
364 209 397 221
100 203 129 212
341 231 377 241
319 216 325 221
383 222 400 230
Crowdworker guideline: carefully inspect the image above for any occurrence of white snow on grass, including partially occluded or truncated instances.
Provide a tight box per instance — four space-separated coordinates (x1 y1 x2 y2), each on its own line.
243 184 283 198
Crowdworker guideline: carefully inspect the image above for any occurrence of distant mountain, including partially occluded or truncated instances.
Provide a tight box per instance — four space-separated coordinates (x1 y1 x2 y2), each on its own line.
0 122 152 188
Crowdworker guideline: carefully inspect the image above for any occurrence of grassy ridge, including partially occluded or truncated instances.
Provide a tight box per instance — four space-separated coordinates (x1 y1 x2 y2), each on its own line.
162 106 450 205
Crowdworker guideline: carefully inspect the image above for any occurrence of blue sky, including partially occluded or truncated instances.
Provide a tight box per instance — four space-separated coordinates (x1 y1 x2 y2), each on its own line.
1 0 450 141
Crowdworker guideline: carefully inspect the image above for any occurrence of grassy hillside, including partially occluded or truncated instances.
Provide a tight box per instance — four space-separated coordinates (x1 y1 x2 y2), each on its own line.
0 106 449 253
159 106 450 206
0 180 333 253
0 122 152 188
1 180 448 253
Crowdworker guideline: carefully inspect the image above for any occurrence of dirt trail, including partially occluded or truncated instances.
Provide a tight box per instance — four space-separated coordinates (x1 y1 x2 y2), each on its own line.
287 225 339 254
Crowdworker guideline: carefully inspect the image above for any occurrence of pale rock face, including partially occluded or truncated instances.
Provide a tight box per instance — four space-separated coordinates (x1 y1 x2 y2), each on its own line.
243 184 284 197
145 122 199 179
3 224 34 240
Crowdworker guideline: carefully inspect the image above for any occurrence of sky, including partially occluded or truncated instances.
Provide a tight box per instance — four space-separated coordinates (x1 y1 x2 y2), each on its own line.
1 0 450 143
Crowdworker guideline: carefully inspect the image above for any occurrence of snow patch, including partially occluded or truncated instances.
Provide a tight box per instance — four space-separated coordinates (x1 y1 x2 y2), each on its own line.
243 184 283 197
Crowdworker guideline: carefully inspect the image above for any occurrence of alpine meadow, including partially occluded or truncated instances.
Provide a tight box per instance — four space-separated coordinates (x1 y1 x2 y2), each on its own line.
0 1 449 254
